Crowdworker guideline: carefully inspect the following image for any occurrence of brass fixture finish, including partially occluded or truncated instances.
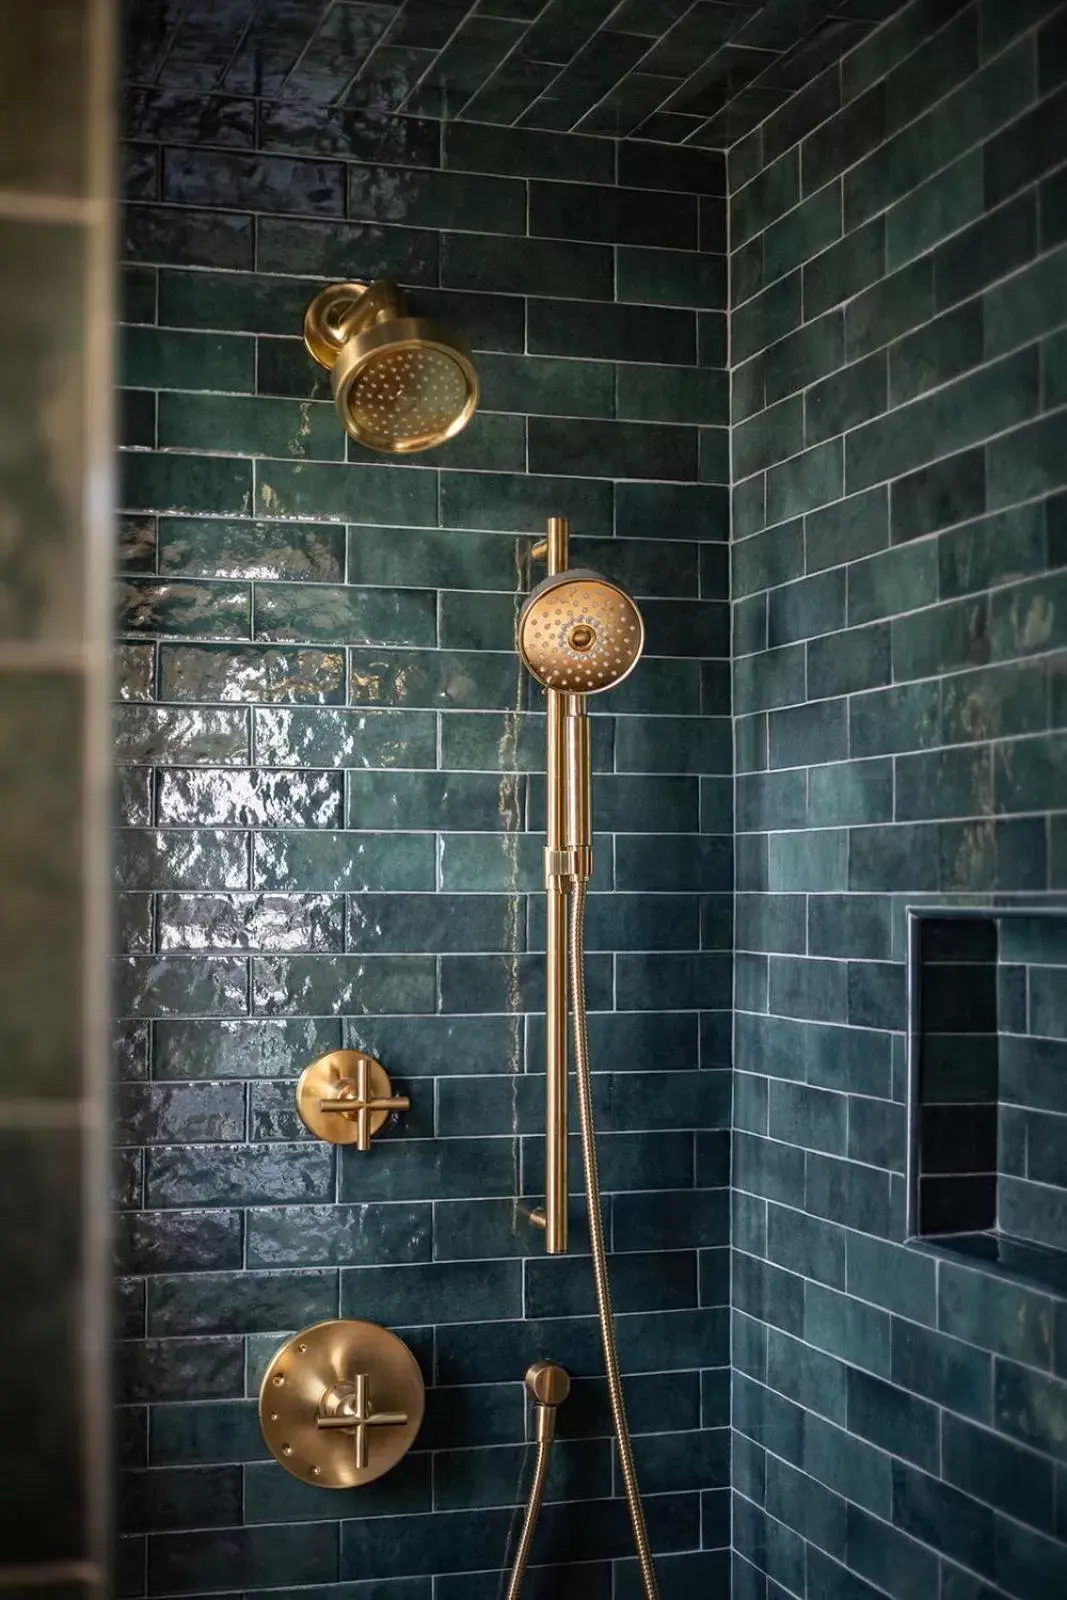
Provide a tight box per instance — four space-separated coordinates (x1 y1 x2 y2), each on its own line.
504 1363 572 1600
570 880 658 1599
520 522 647 1254
518 519 659 1599
303 279 479 453
296 1049 409 1149
259 1320 425 1488
517 570 645 694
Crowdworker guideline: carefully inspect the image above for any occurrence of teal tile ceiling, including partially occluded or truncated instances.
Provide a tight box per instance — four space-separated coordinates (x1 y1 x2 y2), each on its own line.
124 0 901 145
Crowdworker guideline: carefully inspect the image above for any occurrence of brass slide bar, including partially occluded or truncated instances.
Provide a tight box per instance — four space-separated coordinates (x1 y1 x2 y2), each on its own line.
543 515 571 1255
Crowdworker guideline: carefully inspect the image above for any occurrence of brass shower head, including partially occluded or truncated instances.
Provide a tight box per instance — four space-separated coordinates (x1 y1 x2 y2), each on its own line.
517 568 645 695
303 280 479 454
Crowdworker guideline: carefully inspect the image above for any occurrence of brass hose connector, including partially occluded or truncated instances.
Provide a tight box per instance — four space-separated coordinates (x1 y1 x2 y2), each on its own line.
504 1364 571 1600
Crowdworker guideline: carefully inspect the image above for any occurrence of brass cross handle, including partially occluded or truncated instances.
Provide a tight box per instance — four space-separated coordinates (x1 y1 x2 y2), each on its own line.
296 1049 410 1149
259 1320 426 1489
316 1372 408 1471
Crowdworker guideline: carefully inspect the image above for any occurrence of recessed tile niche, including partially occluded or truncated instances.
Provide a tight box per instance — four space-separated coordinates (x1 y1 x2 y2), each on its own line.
909 908 1067 1291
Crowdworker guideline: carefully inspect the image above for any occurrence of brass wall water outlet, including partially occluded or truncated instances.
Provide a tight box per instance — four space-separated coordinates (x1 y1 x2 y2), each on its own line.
259 1320 425 1488
296 1049 409 1149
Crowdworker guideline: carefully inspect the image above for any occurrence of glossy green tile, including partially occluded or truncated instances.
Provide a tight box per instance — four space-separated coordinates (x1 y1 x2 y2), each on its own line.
766 441 843 524
774 317 851 415
890 302 984 411
765 182 843 284
988 410 1067 509
252 830 435 892
768 569 846 647
732 149 800 248
897 746 994 821
935 192 1038 310
442 121 612 182
733 519 804 598
990 568 1067 661
159 643 345 705
892 596 988 682
124 204 254 270
939 502 1047 599
158 517 345 582
807 350 888 447
769 955 848 1022
846 258 932 364
117 579 249 640
891 446 987 544
848 540 938 625
114 954 248 1018
938 816 1047 890
530 180 696 249
806 486 889 574
844 36 1036 232
808 758 894 827
528 296 696 365
157 392 343 461
808 621 891 699
996 731 1067 814
768 697 848 769
528 417 697 482
348 163 525 235
739 768 806 832
734 643 806 713
114 828 248 891
849 348 1040 495
985 243 1067 358
616 246 726 310
257 216 438 284
252 952 436 1016
848 822 940 891
805 216 886 322
258 585 436 649
886 149 984 272
733 473 766 540
440 470 613 535
732 272 803 366
163 147 344 217
468 352 614 420
120 326 254 392
809 895 892 960
442 233 612 299
734 593 767 656
256 459 437 527
156 892 344 954
769 830 848 893
120 451 252 516
734 397 805 480
616 363 727 426
254 706 435 769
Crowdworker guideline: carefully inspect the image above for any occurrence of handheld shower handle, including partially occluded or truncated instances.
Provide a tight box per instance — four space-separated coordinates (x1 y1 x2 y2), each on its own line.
563 694 592 882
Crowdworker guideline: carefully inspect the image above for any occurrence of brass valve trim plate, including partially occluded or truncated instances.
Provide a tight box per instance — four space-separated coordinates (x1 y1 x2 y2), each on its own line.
296 1049 408 1148
259 1319 425 1489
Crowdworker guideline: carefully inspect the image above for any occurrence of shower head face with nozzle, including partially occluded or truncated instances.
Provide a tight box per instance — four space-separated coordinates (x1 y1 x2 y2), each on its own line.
304 281 479 454
517 568 645 695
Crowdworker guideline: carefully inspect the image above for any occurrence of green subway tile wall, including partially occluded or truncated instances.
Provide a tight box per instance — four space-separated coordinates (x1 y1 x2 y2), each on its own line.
114 26 730 1598
730 1 1067 1596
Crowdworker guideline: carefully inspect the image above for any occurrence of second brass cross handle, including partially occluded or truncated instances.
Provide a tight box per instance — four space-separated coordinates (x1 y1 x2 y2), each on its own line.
317 1371 408 1470
296 1049 410 1149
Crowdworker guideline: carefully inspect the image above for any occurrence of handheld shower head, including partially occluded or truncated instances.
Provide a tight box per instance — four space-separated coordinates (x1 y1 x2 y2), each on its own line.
517 568 644 695
303 280 479 454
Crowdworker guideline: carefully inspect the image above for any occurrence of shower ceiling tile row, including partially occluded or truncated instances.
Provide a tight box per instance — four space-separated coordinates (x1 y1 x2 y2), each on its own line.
123 0 901 145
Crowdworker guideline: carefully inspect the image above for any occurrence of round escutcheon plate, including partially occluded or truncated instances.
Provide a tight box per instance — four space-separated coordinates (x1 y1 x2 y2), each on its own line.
259 1320 425 1489
296 1049 397 1147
